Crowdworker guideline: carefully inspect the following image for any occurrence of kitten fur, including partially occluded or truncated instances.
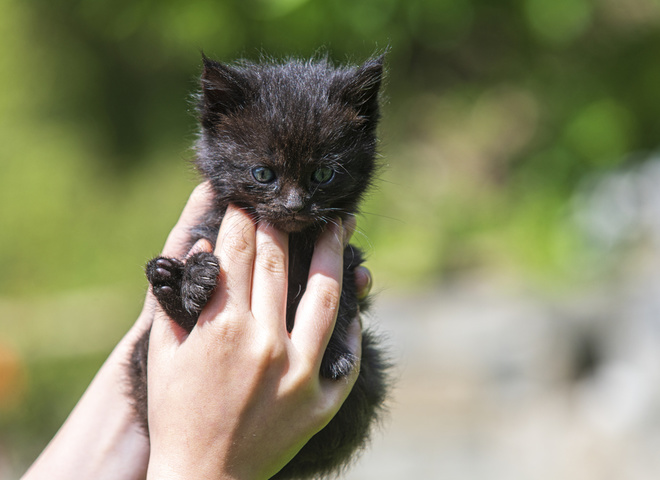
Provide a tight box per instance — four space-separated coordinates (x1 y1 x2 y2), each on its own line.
129 53 389 479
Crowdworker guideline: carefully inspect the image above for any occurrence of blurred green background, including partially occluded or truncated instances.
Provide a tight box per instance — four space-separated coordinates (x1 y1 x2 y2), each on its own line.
2 0 660 477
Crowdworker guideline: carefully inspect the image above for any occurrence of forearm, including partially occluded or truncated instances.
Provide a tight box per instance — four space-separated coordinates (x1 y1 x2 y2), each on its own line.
22 324 150 480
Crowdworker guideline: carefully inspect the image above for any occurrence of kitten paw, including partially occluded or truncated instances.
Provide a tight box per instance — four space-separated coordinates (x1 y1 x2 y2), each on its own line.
181 252 220 315
146 256 198 328
146 257 184 293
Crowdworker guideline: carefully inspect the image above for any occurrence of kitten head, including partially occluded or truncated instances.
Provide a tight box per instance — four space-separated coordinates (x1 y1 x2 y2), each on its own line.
195 54 384 232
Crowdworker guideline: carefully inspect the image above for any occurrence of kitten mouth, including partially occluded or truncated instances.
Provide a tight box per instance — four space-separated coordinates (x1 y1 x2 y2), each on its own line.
279 216 315 233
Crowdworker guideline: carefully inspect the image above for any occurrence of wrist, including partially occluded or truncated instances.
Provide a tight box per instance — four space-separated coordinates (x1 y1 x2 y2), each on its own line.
146 456 248 480
146 440 274 480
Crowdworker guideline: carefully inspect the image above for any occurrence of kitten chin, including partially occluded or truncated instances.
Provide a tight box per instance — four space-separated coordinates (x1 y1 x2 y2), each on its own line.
128 53 390 480
258 213 327 233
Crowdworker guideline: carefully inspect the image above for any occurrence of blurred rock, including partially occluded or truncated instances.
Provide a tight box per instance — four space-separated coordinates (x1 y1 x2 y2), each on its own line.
348 157 660 479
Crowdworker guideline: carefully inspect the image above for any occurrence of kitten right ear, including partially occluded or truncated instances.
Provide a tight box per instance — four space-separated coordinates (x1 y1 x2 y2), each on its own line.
200 55 250 118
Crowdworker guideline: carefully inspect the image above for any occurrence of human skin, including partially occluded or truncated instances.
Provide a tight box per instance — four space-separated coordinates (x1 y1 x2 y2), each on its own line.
22 183 370 480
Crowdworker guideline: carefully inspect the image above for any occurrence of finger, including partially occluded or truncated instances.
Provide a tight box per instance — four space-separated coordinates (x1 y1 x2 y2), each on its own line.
149 308 189 357
354 266 372 301
250 224 289 332
290 220 344 363
343 214 356 242
206 204 256 314
162 182 213 258
185 238 214 258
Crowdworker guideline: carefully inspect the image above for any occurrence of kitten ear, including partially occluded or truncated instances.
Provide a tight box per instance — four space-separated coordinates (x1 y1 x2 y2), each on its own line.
331 55 384 127
200 55 250 118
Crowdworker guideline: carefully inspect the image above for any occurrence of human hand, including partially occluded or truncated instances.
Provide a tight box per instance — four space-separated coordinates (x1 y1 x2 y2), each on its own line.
21 183 372 480
145 205 362 480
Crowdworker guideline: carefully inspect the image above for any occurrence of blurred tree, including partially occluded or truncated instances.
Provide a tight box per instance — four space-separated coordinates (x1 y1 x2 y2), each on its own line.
2 0 660 292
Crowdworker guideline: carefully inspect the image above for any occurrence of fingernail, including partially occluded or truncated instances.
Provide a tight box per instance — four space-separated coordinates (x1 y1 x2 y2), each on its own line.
356 266 373 300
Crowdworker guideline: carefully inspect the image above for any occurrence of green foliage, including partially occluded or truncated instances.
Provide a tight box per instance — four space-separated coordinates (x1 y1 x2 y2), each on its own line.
3 0 660 309
525 0 593 46
5 0 657 292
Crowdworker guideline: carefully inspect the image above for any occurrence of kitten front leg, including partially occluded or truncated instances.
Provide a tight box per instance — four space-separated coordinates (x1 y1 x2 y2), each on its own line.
146 252 219 331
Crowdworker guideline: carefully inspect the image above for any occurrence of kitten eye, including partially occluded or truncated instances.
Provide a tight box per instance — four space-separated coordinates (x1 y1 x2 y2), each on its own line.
311 167 335 184
252 166 276 184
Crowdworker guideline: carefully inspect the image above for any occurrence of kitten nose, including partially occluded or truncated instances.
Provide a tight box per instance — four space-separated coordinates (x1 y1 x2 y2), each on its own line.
284 191 304 212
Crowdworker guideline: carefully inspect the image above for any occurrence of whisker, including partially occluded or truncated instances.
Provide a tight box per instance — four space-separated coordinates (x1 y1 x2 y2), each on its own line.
292 283 303 301
358 210 405 223
336 163 355 181
351 227 374 251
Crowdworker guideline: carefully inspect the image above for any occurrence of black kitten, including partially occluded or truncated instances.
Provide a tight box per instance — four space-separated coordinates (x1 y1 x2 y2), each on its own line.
129 54 389 479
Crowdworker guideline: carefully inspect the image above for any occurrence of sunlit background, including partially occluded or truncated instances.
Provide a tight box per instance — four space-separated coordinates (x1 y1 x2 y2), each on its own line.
3 0 660 478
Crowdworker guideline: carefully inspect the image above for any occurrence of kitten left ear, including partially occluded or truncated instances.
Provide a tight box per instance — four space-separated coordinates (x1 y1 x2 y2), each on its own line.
332 55 384 127
200 54 251 120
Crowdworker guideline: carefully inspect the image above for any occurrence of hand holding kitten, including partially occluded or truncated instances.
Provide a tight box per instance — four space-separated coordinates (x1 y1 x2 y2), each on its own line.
22 183 371 480
132 56 389 478
146 204 361 480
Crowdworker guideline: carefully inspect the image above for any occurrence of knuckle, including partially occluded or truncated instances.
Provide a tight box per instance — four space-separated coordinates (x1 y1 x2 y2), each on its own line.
221 230 253 263
252 332 287 367
256 243 287 276
265 338 287 362
316 282 341 314
291 361 317 390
